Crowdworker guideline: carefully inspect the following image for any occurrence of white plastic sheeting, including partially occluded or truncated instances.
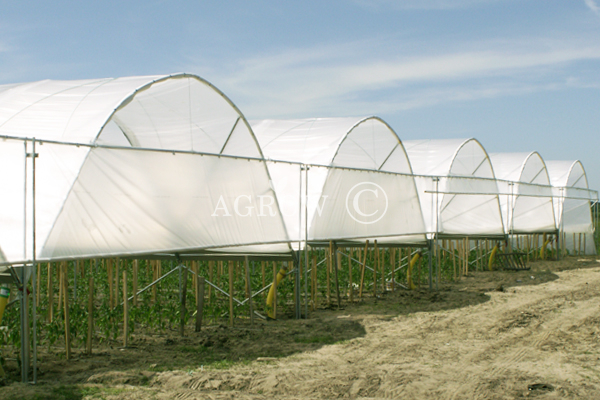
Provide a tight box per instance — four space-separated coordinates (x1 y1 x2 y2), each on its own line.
0 74 290 264
546 160 596 255
252 117 427 246
403 139 504 238
490 152 556 234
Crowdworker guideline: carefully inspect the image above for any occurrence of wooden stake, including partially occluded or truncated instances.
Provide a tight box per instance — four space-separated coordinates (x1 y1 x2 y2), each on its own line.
195 275 205 332
228 260 234 327
245 256 254 326
115 258 120 309
151 260 157 304
359 241 369 298
107 259 114 309
86 276 94 355
331 241 341 308
452 241 456 280
123 270 128 348
391 248 396 291
208 260 214 303
132 260 138 307
63 263 71 360
58 261 65 311
180 264 188 336
47 262 54 323
381 248 386 293
348 248 354 302
311 254 317 310
326 245 331 306
465 237 469 275
272 261 278 320
36 262 41 307
373 240 378 297
261 261 266 293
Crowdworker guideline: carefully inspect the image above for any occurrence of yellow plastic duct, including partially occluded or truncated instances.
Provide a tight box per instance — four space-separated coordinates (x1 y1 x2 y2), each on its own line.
406 252 421 290
540 238 552 260
489 243 499 271
266 267 287 319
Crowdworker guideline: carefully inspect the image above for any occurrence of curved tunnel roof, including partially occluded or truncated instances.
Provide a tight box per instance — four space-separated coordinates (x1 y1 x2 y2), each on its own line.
0 74 289 263
490 152 556 234
403 138 504 237
0 73 261 157
546 160 595 254
252 117 427 245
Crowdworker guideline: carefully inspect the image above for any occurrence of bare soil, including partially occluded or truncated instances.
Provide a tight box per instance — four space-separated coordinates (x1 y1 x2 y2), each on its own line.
2 256 600 399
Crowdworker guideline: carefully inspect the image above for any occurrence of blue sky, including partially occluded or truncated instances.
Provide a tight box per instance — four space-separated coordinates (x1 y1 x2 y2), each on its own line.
1 0 600 190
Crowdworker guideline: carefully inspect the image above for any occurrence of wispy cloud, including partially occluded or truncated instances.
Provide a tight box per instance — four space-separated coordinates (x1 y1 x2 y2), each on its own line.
584 0 600 16
186 36 600 118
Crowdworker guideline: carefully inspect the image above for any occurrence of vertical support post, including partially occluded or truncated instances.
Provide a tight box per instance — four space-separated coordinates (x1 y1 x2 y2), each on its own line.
312 254 317 310
195 275 204 332
359 241 369 298
228 260 234 327
151 260 157 304
373 240 378 297
108 259 114 309
132 260 138 307
21 140 29 383
87 277 94 355
31 138 38 383
452 240 456 280
180 263 188 337
245 256 254 326
348 248 354 302
47 262 54 323
208 261 214 304
390 248 395 291
115 258 120 310
122 270 128 348
326 246 331 306
63 263 71 360
331 241 341 309
261 261 266 293
428 240 433 290
272 261 278 320
381 248 386 293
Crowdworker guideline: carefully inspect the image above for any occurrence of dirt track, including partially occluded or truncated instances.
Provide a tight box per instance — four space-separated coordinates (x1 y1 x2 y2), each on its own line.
3 257 600 399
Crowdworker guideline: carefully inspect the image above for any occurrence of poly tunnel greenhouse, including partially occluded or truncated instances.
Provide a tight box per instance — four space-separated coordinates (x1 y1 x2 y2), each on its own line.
251 117 427 248
546 160 596 255
0 73 293 265
0 72 598 385
403 138 505 239
489 152 556 235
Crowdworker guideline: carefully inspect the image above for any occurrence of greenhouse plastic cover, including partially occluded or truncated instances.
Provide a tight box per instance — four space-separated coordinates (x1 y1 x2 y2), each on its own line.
252 117 427 246
0 74 291 263
546 160 596 255
490 152 556 234
403 139 504 237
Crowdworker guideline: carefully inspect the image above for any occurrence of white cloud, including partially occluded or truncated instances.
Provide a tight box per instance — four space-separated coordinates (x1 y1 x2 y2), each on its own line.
186 36 600 118
584 0 600 16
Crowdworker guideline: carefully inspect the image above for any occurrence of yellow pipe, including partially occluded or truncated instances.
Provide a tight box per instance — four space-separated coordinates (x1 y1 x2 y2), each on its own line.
406 252 421 290
266 267 287 319
540 239 552 260
489 243 499 271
